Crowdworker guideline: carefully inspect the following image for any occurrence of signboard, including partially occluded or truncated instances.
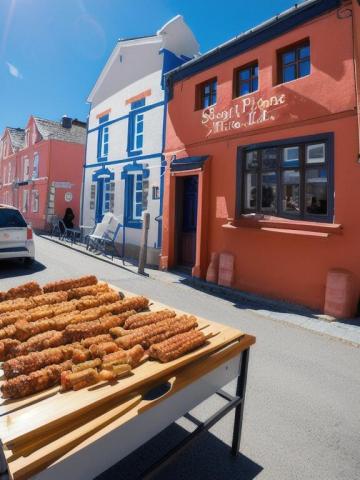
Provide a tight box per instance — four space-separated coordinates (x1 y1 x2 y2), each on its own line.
53 182 74 189
201 93 286 136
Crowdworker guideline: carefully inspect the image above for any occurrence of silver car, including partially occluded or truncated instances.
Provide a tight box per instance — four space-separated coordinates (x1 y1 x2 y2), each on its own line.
0 205 35 265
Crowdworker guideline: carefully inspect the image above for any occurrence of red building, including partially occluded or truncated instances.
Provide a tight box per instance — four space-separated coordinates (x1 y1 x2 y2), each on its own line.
161 0 360 311
0 116 86 230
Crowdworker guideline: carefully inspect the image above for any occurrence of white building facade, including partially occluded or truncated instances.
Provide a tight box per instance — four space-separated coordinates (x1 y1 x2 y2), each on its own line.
82 16 199 265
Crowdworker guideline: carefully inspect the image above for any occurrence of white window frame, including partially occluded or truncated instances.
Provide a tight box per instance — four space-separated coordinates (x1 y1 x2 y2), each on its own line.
130 172 143 220
23 157 29 181
33 152 39 179
102 180 115 214
22 190 29 213
32 190 39 213
133 113 144 151
101 126 109 158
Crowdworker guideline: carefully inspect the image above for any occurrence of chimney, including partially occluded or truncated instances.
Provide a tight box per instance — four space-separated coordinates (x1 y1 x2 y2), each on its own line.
61 115 72 129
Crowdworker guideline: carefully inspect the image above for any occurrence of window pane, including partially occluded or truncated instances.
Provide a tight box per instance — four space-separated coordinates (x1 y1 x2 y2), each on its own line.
240 68 250 80
283 146 299 167
204 84 210 95
299 60 310 77
245 151 259 169
282 50 295 64
203 94 211 108
135 204 142 217
283 65 296 82
262 148 278 169
282 170 300 213
136 135 143 149
261 172 277 212
306 143 325 163
211 91 217 105
305 168 327 215
253 65 258 77
240 82 250 96
244 173 257 210
252 77 258 92
299 45 310 59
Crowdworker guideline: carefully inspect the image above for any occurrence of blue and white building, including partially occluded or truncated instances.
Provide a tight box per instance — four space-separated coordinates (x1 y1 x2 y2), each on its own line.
82 16 199 265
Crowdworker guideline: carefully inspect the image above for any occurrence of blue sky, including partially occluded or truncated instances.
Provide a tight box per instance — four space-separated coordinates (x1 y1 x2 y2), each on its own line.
0 0 299 133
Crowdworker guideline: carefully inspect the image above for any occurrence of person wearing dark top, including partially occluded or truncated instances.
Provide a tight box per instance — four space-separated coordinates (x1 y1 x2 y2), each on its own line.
63 207 75 229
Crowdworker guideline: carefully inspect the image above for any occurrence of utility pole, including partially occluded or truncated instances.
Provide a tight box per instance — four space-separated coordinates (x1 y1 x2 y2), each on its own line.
138 212 150 275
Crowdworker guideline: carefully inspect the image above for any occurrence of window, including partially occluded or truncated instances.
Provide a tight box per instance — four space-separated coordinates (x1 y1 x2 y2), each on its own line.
278 40 310 84
128 99 145 155
103 181 115 213
196 78 217 109
32 191 39 213
234 62 258 97
97 114 109 160
125 172 143 225
90 184 96 210
238 135 333 221
22 190 29 213
23 157 29 181
25 129 30 147
152 186 160 200
0 208 27 228
33 153 39 179
8 163 12 183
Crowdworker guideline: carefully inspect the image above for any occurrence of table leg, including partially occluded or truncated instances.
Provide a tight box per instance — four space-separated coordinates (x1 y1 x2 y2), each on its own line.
231 347 250 456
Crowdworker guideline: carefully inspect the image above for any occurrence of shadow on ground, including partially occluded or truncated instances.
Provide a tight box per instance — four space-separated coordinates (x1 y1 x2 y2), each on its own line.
96 423 263 480
0 259 46 279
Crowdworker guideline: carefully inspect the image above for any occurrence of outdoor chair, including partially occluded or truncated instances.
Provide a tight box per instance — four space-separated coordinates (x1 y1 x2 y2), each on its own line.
58 219 81 244
86 213 123 260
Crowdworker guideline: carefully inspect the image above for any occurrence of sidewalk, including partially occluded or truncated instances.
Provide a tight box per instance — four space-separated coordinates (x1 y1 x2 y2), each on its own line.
40 233 360 347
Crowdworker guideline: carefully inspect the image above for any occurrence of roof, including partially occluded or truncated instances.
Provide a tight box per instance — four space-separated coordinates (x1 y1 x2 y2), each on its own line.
166 0 340 85
33 117 86 144
7 128 25 150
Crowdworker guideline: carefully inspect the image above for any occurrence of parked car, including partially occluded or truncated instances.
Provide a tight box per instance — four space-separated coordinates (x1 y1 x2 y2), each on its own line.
0 204 35 265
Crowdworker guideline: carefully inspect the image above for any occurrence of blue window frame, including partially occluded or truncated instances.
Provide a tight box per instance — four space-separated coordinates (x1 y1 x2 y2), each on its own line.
127 99 145 156
234 62 258 97
279 41 310 84
196 78 217 110
121 163 149 228
97 114 109 161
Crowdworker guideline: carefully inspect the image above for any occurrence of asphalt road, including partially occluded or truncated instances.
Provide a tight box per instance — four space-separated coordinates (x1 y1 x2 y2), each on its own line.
1 235 359 480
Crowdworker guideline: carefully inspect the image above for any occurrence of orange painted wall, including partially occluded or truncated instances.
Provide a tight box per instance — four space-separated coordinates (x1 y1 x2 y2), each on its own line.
162 2 360 310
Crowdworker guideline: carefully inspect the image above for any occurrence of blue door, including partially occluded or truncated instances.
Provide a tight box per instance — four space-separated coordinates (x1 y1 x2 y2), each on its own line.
179 176 198 267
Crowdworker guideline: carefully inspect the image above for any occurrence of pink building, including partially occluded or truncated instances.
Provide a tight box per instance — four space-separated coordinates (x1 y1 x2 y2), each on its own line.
0 116 86 230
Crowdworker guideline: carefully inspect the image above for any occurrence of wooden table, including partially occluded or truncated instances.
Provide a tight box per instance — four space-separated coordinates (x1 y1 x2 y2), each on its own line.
0 288 256 480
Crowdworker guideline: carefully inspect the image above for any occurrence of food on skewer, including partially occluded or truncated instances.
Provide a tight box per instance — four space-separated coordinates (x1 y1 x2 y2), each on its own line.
3 282 43 300
7 331 66 358
0 310 30 328
115 315 198 350
99 364 132 381
123 309 176 330
67 283 110 300
1 361 73 399
89 341 118 358
105 296 149 315
60 368 99 391
80 334 113 348
102 345 144 369
0 297 35 315
43 275 98 293
0 338 21 361
31 291 68 307
64 311 136 343
3 344 89 379
0 324 16 340
75 291 120 311
71 358 102 373
149 330 207 363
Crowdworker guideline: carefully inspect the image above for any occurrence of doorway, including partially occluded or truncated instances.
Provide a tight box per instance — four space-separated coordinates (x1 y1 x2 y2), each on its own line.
174 175 198 269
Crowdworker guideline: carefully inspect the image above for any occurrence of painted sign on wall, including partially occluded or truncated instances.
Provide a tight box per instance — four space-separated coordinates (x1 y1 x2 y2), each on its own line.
201 93 286 136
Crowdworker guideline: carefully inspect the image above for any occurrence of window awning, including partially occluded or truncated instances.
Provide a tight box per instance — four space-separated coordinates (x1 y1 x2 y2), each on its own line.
170 156 208 172
92 166 115 181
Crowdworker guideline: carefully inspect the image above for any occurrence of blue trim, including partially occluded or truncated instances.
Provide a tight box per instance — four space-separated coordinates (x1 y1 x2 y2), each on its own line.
92 165 115 181
121 163 149 229
85 153 162 169
88 101 164 134
127 100 146 157
170 155 208 172
166 0 340 91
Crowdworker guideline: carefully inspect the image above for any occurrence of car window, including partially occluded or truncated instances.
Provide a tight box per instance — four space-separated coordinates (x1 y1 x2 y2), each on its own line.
0 209 27 228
